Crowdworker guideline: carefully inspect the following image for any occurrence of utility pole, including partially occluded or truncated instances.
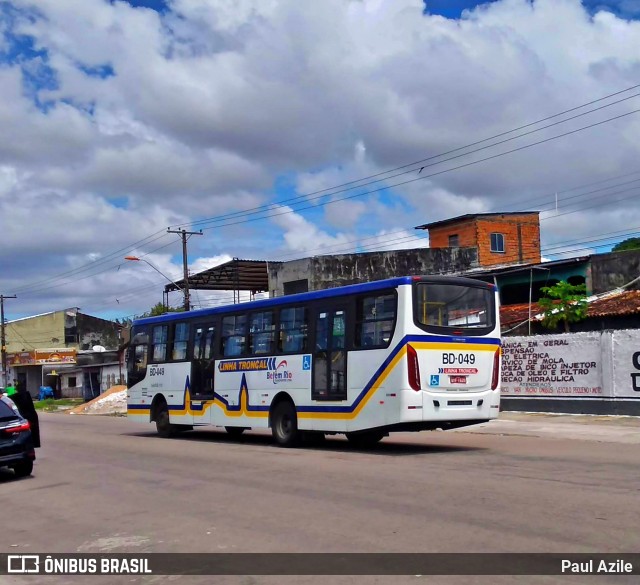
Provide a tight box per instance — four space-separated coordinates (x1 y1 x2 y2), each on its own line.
1 295 17 387
167 228 202 311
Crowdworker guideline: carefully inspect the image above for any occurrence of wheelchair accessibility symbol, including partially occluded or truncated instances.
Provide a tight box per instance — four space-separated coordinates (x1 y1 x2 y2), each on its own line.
302 355 311 371
429 375 440 386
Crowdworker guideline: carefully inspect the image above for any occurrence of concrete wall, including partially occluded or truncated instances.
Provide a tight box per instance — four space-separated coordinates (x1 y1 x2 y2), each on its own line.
269 247 478 297
5 312 66 353
501 331 640 415
590 249 640 293
76 314 122 350
6 310 121 353
59 364 123 399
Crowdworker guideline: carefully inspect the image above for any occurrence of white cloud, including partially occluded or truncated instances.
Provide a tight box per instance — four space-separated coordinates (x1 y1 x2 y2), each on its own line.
269 205 351 254
2 0 640 318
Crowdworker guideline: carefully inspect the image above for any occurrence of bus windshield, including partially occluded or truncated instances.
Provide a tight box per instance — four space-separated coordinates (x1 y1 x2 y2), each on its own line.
414 282 494 333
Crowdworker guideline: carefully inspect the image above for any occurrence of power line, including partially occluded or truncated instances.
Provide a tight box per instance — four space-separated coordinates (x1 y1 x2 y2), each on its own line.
13 86 640 299
187 107 640 235
172 84 640 230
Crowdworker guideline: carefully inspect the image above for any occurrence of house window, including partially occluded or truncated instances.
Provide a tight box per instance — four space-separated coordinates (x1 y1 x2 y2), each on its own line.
490 233 505 253
283 279 308 295
68 376 77 387
448 234 459 247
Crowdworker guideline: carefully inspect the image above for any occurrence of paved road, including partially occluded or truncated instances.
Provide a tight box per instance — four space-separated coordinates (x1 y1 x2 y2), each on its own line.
2 413 639 585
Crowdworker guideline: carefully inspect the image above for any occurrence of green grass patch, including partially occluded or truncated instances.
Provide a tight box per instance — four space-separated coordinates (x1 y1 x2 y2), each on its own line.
34 398 84 412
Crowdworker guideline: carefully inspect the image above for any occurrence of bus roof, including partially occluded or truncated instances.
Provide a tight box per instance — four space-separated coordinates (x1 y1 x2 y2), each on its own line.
132 275 494 326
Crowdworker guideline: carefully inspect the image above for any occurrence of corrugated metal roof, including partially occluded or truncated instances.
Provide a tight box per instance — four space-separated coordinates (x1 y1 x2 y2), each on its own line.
587 290 640 317
500 290 640 327
165 258 269 293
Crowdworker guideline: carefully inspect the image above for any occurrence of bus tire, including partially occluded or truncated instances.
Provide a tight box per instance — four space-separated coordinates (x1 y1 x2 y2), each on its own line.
155 402 176 438
271 401 300 447
225 426 247 437
346 430 386 449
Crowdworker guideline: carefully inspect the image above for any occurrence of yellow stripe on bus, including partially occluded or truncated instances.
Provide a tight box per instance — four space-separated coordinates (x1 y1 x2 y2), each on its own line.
128 341 499 422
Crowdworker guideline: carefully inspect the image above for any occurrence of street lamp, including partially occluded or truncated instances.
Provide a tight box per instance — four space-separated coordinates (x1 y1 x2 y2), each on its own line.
124 256 185 309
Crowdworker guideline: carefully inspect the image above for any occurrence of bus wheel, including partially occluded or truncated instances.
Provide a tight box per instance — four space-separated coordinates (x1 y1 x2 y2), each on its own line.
271 401 300 447
346 430 386 449
225 426 247 438
155 403 176 438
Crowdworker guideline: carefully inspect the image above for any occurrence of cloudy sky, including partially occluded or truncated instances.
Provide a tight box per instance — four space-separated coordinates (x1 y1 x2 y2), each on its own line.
1 0 640 323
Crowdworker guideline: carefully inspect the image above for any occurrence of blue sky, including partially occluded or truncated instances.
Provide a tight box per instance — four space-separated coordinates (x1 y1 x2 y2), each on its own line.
424 0 640 19
117 0 640 20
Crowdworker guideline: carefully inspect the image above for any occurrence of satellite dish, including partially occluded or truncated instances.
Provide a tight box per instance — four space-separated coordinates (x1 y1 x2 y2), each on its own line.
92 345 106 352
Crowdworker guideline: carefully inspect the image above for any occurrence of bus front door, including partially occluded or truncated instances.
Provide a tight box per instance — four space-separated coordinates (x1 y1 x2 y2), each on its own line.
312 307 347 401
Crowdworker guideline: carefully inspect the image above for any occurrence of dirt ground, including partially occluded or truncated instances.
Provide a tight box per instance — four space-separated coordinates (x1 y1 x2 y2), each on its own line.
68 385 127 415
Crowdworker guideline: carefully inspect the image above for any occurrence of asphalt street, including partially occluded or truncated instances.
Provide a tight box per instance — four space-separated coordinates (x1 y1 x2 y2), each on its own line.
1 412 639 585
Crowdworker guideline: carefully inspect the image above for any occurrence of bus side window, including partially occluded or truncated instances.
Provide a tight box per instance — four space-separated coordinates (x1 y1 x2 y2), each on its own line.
172 322 189 361
249 311 275 355
127 329 150 385
355 293 396 348
222 315 247 357
134 344 148 372
152 325 168 362
279 307 308 353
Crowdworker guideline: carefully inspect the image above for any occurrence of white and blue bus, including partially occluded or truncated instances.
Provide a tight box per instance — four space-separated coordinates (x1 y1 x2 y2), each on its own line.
127 275 501 447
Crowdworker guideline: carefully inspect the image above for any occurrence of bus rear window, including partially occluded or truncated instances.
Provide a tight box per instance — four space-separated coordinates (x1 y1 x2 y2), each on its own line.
414 283 494 333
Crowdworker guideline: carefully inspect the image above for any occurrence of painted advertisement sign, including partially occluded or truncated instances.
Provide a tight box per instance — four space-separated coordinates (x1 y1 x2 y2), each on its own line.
215 354 312 399
611 330 640 399
7 348 77 366
501 334 604 397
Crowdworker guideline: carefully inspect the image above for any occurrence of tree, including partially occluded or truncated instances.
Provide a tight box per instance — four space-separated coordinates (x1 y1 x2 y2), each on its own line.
145 302 184 317
538 281 588 333
612 237 640 252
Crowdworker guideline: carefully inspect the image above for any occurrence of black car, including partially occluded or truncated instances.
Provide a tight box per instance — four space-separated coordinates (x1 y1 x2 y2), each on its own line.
0 395 35 478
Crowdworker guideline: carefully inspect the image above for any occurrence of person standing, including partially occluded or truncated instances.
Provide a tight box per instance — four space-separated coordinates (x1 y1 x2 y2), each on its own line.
10 382 40 448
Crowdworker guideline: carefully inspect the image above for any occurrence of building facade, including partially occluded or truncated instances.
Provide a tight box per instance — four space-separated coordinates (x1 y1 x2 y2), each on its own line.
4 308 123 398
416 212 541 267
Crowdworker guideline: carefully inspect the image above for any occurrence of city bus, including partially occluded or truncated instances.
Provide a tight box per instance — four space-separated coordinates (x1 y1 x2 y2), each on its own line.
127 275 501 447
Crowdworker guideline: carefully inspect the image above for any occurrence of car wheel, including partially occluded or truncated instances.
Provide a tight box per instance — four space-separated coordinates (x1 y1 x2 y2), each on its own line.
13 460 33 478
271 401 300 447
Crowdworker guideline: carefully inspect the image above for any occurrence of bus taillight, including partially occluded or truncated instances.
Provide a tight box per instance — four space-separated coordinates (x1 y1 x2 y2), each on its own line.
491 348 500 390
407 344 421 391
